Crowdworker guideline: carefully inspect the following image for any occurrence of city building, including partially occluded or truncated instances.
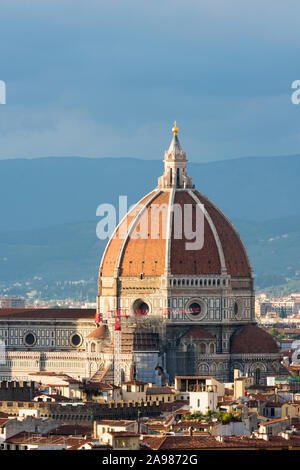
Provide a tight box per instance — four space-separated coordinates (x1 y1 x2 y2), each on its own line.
0 298 25 309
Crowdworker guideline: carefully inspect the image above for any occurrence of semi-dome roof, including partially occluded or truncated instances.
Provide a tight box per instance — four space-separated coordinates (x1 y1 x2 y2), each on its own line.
99 127 252 282
230 324 279 354
86 324 108 340
181 326 215 340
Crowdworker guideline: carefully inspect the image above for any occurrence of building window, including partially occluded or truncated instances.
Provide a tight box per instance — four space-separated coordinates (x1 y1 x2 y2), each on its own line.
70 333 82 348
133 299 149 316
23 332 36 347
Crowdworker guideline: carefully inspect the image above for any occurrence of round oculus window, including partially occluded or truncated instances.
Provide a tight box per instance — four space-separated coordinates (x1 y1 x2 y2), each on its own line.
188 302 202 316
133 299 149 316
186 299 207 321
70 333 82 347
24 332 36 347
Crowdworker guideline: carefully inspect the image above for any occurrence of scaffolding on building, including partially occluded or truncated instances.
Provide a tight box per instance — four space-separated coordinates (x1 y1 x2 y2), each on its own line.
104 309 167 386
97 305 199 386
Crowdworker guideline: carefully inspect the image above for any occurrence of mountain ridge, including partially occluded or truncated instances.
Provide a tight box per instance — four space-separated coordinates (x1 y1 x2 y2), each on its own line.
1 154 300 232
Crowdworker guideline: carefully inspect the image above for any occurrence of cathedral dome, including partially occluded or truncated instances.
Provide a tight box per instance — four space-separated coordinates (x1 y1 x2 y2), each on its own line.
99 128 252 282
230 324 279 354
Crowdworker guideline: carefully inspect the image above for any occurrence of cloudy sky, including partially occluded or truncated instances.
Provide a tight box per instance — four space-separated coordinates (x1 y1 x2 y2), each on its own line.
1 0 300 162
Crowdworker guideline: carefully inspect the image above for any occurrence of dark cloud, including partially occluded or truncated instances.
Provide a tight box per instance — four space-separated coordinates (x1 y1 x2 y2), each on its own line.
0 0 300 161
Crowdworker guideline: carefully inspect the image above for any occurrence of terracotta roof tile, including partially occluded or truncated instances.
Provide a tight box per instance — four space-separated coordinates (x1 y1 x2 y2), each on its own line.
0 308 95 320
181 326 214 340
230 324 279 354
99 187 253 282
86 324 108 339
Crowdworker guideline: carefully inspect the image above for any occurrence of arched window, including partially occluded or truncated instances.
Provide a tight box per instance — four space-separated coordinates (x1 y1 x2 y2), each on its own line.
200 343 206 354
91 342 96 352
177 168 180 187
209 344 215 354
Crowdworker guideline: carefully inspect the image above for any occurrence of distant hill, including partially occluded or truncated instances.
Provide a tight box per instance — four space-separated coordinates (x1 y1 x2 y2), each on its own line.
0 154 300 232
0 214 299 299
0 154 300 299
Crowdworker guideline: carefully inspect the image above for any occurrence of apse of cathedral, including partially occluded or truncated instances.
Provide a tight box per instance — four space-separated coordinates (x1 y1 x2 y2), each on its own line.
0 124 284 385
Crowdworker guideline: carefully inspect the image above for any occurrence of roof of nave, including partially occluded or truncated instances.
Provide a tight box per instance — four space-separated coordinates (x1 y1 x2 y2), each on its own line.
0 308 95 320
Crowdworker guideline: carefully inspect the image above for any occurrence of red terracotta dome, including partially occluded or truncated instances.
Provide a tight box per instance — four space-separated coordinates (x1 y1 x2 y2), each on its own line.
230 324 279 354
99 188 252 279
99 130 252 283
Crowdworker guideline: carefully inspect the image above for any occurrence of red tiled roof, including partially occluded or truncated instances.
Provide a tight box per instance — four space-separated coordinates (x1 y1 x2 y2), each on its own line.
288 364 300 371
230 324 279 354
96 420 135 426
259 417 290 426
143 434 300 450
170 191 221 275
122 380 148 386
181 326 214 340
100 191 157 278
86 324 108 339
0 418 13 427
160 400 189 412
30 372 80 384
5 431 89 448
0 308 95 320
194 190 251 277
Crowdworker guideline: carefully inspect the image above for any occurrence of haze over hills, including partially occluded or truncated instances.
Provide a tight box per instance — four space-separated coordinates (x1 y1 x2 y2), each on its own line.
0 155 299 299
0 154 300 232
